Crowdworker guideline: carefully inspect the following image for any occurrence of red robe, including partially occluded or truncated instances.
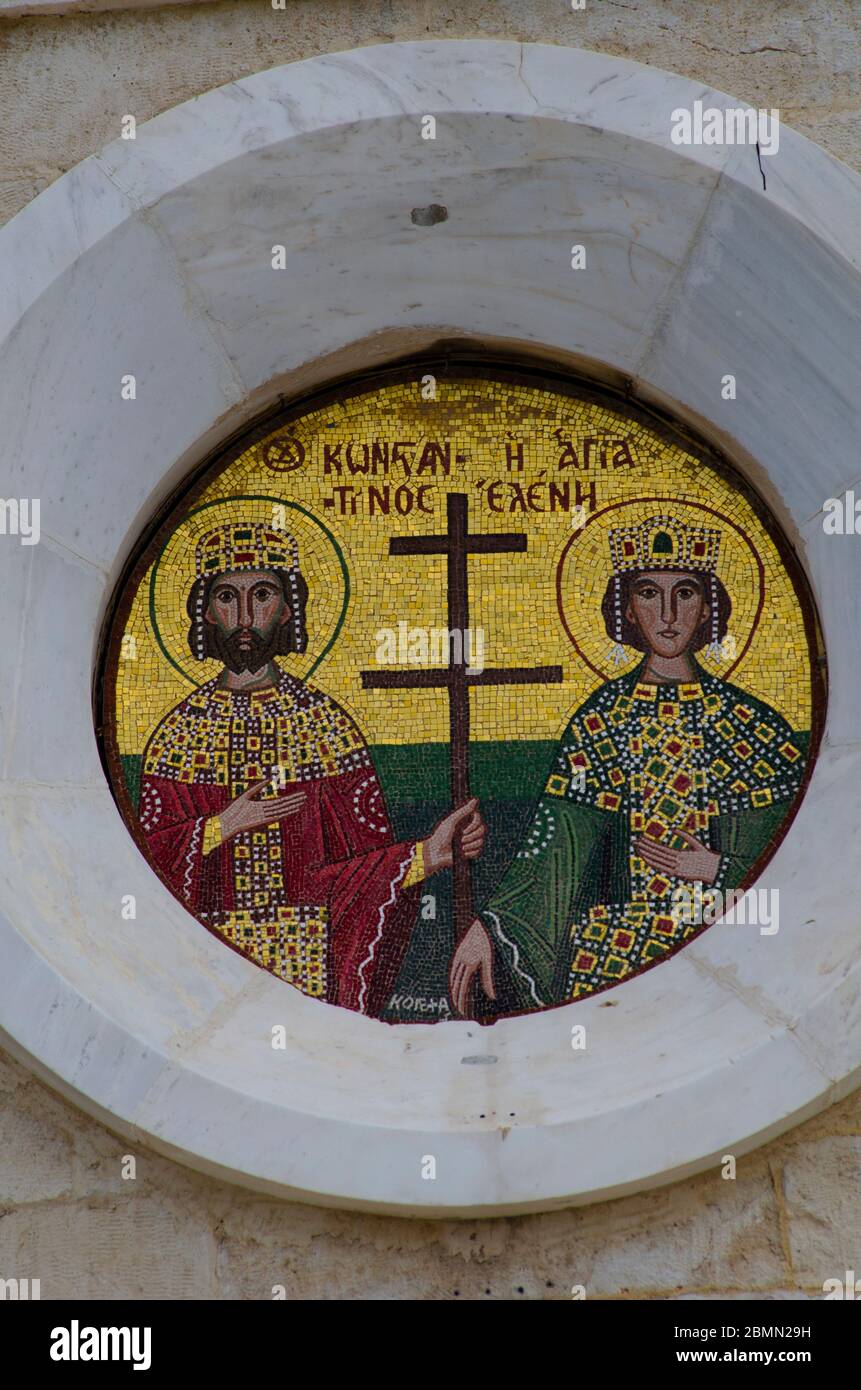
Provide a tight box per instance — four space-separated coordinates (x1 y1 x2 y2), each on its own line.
138 669 421 1017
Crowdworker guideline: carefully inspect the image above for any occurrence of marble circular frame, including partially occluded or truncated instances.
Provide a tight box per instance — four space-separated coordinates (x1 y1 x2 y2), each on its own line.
0 40 859 1216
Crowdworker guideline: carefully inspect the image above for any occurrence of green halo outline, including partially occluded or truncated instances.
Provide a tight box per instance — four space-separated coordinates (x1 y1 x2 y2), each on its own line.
147 494 350 687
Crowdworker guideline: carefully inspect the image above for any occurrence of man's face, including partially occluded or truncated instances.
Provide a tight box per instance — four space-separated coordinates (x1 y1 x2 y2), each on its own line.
626 570 709 660
204 569 291 672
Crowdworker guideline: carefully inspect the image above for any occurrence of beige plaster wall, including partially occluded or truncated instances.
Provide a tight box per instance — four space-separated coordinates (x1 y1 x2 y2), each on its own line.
1 0 859 1299
2 1047 860 1299
2 0 861 228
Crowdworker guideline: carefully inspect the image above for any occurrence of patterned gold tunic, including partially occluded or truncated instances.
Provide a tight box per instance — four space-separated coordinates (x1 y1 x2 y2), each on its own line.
139 668 424 1015
478 659 807 1010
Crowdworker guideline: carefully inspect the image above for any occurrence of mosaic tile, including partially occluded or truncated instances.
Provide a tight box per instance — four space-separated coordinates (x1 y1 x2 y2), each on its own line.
100 368 823 1023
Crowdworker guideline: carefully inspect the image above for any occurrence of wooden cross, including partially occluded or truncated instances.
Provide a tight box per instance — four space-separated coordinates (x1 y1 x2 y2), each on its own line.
361 492 563 947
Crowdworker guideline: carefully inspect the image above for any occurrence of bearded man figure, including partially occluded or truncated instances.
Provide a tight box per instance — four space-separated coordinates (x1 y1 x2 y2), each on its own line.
139 521 483 1017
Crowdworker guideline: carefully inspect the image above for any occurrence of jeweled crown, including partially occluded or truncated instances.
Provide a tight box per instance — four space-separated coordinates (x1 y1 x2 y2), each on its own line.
195 522 298 580
608 515 721 577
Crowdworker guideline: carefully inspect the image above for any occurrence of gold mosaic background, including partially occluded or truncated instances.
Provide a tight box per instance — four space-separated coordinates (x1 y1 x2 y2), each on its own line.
113 375 814 755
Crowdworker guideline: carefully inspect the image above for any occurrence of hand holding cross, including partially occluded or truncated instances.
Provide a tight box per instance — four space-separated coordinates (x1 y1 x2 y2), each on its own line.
361 493 563 1014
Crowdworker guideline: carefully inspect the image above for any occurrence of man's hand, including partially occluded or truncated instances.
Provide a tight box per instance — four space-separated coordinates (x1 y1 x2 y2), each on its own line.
423 796 486 875
219 781 307 842
450 917 496 1017
635 828 720 885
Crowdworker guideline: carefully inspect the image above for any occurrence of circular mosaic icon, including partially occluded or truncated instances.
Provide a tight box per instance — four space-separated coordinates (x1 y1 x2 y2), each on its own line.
100 364 824 1024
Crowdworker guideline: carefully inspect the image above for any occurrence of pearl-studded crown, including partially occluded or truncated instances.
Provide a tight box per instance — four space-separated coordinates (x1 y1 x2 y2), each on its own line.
608 515 721 577
195 522 299 580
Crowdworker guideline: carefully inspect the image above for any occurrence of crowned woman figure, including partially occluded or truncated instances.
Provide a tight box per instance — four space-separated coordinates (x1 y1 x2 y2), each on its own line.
449 515 809 1017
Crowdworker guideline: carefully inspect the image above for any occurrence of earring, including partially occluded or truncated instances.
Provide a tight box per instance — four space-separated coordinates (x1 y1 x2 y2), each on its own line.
288 571 304 653
706 574 723 660
608 575 627 665
193 587 206 661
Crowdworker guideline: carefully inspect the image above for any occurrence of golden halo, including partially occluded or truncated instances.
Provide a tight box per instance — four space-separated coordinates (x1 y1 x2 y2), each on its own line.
148 495 350 687
556 497 765 681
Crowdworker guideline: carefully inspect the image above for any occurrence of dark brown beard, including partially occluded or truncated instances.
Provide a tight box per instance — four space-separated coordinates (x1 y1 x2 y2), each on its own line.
213 625 281 674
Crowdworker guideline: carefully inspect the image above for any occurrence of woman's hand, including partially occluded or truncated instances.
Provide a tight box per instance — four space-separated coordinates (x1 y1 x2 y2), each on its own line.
449 917 496 1017
635 828 720 885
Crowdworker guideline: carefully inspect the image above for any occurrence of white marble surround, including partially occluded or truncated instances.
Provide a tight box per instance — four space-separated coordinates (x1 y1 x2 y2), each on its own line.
0 41 859 1214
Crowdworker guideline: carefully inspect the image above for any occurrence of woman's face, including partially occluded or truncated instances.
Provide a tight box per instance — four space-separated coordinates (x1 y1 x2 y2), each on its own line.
626 570 709 660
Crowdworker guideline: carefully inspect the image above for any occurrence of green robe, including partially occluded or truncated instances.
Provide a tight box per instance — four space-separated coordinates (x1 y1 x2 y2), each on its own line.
479 658 808 1012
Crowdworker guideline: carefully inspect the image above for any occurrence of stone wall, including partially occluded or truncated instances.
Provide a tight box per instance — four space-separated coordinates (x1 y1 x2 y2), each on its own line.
1 0 859 1298
3 1046 860 1299
3 0 860 228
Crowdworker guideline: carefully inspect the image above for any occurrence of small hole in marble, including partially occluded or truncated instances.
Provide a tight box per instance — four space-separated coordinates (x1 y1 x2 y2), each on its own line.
411 204 448 226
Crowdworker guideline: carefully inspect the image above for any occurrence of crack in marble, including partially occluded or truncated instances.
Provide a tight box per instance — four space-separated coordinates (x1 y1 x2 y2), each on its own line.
516 42 542 114
166 979 270 1059
685 950 843 1088
756 139 767 190
631 161 726 377
93 151 247 405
